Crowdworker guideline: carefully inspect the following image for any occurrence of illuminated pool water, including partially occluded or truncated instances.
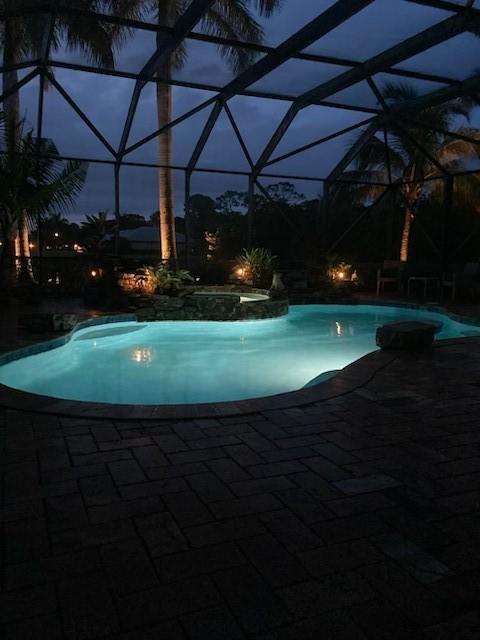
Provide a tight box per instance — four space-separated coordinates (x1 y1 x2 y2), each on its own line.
0 304 479 405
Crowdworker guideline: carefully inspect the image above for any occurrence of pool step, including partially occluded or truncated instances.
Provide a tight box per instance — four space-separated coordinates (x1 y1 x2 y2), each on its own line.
302 370 339 388
74 325 146 341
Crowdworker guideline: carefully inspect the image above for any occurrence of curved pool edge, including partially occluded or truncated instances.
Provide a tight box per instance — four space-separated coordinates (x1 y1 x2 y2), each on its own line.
0 313 138 366
1 299 480 420
0 345 396 419
1 334 480 421
345 297 480 328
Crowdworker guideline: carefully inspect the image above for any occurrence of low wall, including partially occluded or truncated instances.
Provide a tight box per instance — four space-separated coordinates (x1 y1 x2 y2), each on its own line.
129 287 288 321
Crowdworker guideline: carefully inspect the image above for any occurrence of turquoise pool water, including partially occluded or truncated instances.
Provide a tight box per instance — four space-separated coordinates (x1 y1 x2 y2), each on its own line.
0 304 478 405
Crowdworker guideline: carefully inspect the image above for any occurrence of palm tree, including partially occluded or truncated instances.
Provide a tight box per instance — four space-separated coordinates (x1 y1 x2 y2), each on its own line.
1 0 143 279
334 83 480 263
0 121 87 288
80 211 113 253
1 2 144 106
148 0 282 267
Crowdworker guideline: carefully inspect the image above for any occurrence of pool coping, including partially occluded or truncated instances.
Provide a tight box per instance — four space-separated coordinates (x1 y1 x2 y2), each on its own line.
1 299 479 420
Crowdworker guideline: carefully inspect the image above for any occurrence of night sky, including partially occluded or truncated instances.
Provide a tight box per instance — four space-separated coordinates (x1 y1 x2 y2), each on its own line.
15 0 480 222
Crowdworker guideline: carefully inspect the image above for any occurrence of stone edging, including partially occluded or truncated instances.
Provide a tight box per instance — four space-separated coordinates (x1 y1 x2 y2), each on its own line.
0 302 479 420
131 286 288 322
298 296 480 327
0 314 137 365
0 344 398 420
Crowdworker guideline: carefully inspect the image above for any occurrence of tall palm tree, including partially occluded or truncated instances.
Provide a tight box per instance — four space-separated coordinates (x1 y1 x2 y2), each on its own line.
148 0 282 267
333 83 480 263
0 121 87 288
1 0 143 279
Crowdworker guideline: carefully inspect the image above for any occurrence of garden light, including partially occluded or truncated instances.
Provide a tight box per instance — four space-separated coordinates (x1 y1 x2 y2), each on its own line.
328 262 354 282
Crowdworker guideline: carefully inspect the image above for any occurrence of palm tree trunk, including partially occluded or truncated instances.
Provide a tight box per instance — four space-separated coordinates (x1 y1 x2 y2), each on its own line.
17 213 33 283
0 230 17 290
155 3 177 268
2 21 33 284
400 208 413 263
156 70 177 268
3 238 17 289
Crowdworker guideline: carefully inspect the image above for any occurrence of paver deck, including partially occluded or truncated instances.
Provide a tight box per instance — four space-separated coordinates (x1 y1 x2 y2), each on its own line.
1 335 480 639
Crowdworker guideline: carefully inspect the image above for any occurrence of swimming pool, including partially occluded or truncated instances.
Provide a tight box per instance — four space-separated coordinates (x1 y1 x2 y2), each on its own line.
0 304 478 405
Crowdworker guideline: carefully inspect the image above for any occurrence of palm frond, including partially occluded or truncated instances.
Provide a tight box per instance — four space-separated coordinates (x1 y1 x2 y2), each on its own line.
429 172 480 213
60 16 115 67
106 0 150 48
106 0 146 20
29 160 88 217
202 1 264 72
453 173 480 212
437 127 480 166
249 0 282 17
0 126 87 233
353 133 405 177
382 82 419 107
330 171 387 205
7 0 146 69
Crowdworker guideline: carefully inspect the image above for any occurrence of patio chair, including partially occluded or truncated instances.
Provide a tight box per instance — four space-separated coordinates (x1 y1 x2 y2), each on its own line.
376 260 403 296
441 262 480 301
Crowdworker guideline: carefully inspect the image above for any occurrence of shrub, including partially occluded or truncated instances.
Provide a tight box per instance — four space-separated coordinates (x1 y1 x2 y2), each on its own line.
135 264 193 295
235 248 276 287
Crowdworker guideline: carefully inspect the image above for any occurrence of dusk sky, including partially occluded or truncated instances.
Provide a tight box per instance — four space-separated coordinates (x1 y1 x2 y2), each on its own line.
14 0 480 222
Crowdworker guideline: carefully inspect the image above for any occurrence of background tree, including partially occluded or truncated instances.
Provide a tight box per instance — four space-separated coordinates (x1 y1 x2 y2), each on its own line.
0 0 144 274
265 182 304 204
333 83 480 262
0 123 87 287
80 211 113 254
185 183 319 269
35 212 81 250
215 190 247 215
148 0 282 267
1 1 144 107
118 213 148 230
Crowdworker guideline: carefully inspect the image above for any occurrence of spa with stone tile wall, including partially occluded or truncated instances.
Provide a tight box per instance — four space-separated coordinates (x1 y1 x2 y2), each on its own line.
128 287 288 321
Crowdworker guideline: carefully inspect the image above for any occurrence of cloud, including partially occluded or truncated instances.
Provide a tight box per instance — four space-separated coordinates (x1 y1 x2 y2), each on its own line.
12 0 479 222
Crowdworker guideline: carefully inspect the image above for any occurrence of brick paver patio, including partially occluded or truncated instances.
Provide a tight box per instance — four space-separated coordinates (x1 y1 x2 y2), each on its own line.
1 338 480 638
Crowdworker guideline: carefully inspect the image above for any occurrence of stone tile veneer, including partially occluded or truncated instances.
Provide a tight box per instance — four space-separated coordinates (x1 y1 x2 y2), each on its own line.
130 286 288 321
